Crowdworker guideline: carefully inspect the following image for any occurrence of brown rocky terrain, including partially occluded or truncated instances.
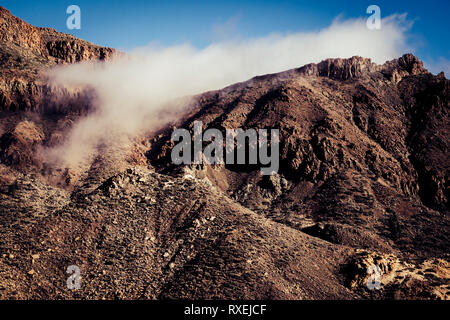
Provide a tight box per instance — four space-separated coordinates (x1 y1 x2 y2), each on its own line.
0 7 448 300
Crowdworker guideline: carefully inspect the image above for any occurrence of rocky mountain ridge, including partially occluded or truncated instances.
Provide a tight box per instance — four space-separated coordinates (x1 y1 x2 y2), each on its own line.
0 6 116 112
0 7 448 300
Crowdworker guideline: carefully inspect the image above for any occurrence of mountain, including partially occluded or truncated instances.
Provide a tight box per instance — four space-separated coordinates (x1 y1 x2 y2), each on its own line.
0 7 448 299
0 6 116 113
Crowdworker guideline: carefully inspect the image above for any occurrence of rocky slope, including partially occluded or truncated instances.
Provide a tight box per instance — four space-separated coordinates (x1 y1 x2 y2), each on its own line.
0 7 449 299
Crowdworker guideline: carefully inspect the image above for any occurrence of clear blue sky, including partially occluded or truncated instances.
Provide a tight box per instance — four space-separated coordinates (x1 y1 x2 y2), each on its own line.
2 0 449 70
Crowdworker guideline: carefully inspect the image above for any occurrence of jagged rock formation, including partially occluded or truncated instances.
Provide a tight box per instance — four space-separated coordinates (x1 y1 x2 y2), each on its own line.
146 52 449 299
0 7 448 300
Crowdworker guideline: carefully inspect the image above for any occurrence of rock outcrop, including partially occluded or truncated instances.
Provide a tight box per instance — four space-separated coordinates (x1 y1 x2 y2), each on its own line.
0 7 448 300
0 6 116 112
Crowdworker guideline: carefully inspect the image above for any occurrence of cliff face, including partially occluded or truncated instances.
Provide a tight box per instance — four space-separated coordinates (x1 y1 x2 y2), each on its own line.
0 6 116 112
297 56 379 80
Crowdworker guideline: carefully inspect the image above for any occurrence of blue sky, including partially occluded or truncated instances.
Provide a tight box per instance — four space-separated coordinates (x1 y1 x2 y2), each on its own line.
2 0 449 72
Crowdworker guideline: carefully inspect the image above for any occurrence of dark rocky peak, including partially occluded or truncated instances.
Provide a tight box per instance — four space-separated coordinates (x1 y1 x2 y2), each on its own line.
380 53 429 82
397 53 427 74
